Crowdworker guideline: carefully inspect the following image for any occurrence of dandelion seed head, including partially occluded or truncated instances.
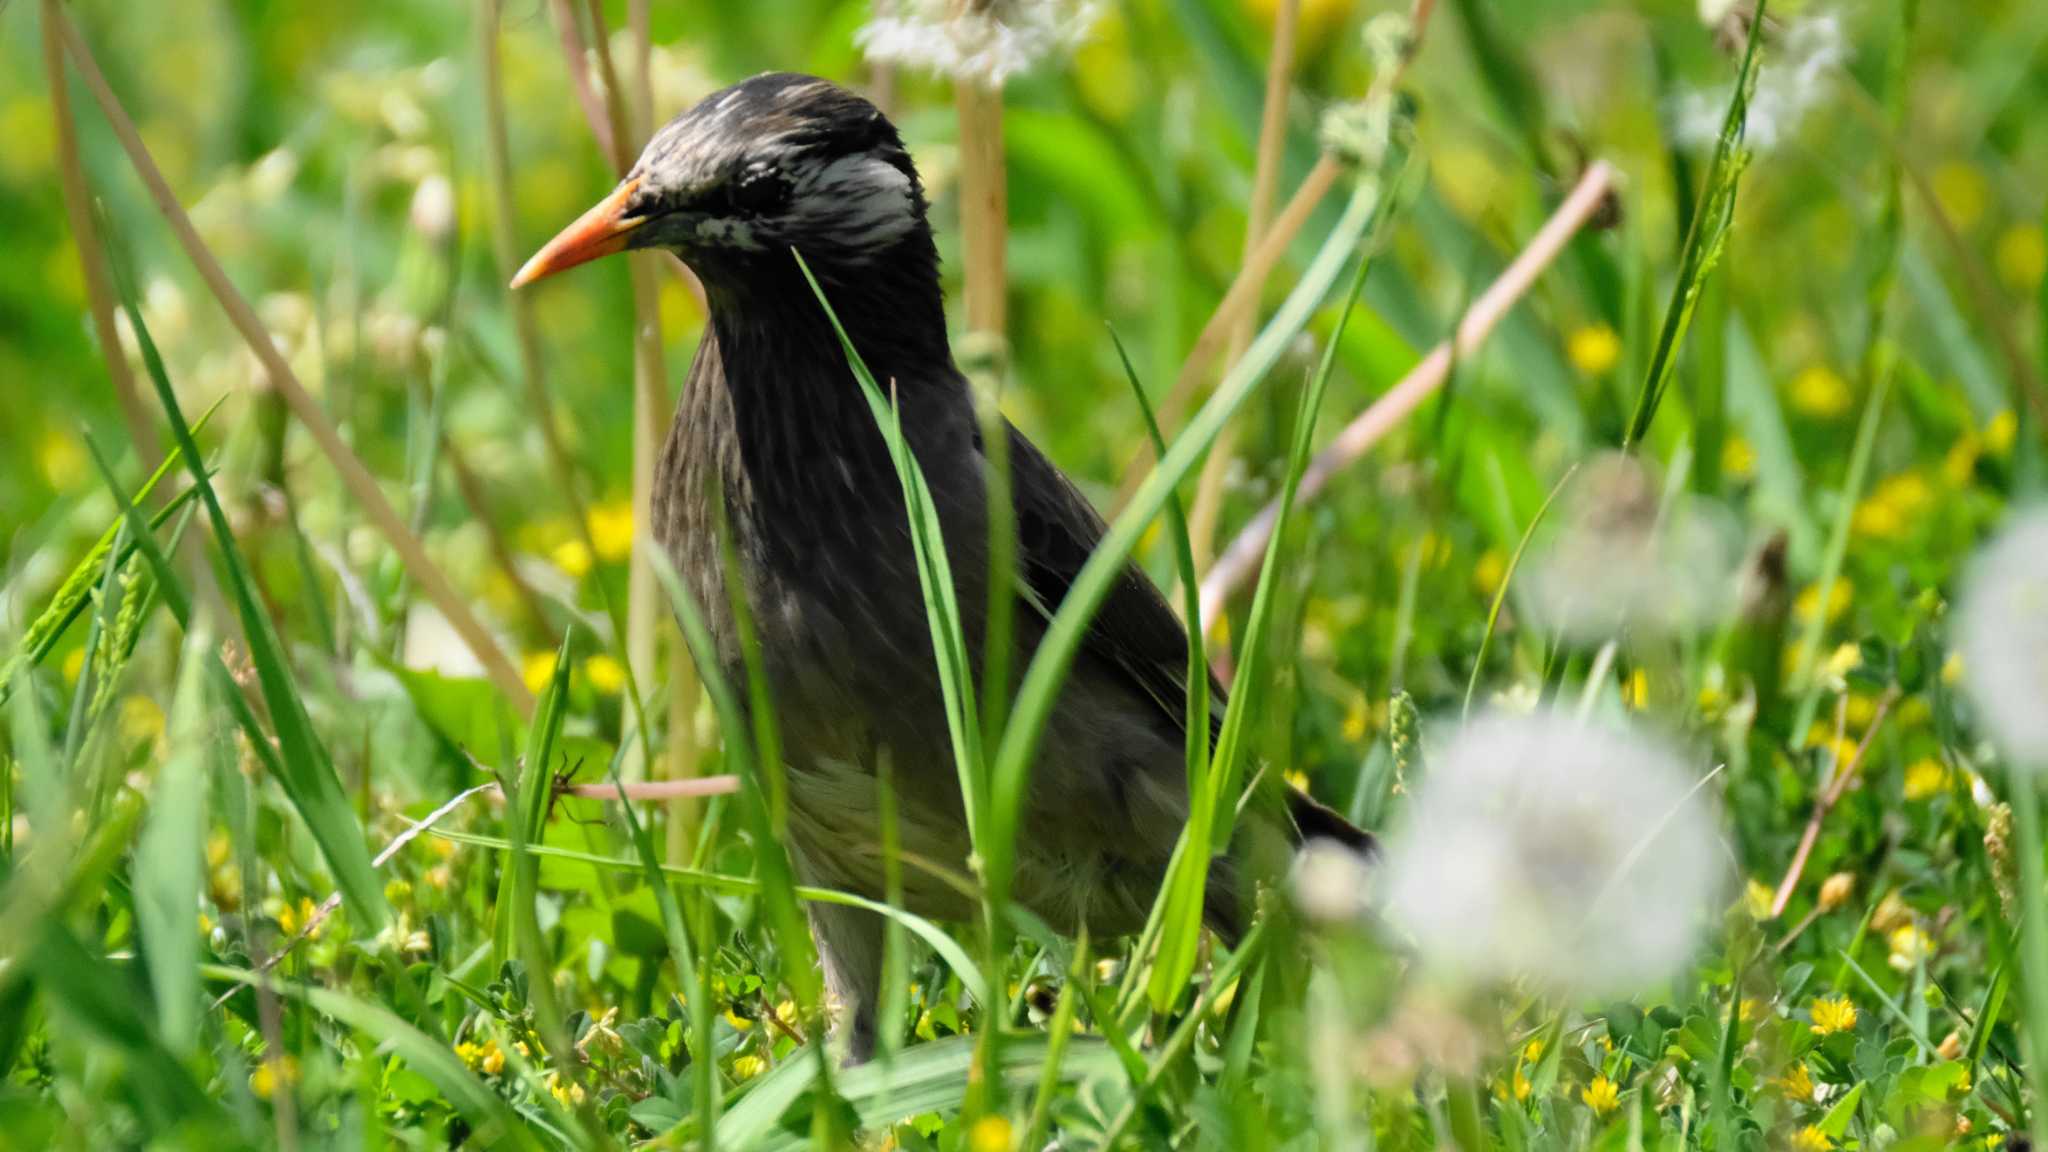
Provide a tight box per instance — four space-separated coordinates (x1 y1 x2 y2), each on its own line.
1378 708 1725 999
1955 508 2048 767
1522 453 1742 642
858 0 1102 87
1290 837 1375 923
1672 11 1849 154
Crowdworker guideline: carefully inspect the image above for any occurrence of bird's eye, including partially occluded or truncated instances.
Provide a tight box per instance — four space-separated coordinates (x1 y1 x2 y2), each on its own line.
728 169 789 217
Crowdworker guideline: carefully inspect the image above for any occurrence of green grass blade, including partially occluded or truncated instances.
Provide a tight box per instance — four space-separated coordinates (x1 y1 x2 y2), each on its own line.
701 1033 1121 1150
984 172 1387 941
1108 328 1209 800
1621 0 1767 450
792 253 988 871
106 232 386 932
495 628 572 970
133 616 215 1057
0 399 220 705
1150 208 1388 1013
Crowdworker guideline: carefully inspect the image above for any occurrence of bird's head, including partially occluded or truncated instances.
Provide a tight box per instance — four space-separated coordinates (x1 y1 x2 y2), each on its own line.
512 72 928 291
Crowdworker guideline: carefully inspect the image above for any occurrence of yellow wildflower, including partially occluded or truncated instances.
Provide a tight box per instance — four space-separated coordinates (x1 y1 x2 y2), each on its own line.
1473 548 1507 599
1284 768 1310 793
1809 995 1857 1036
724 1007 754 1032
730 1053 766 1080
968 1115 1013 1152
1987 411 2018 457
587 499 635 563
546 1070 586 1107
38 431 86 489
586 654 626 695
1773 1062 1815 1102
1789 365 1853 420
1621 668 1650 711
1582 1076 1620 1117
1567 324 1622 377
1794 583 1851 625
481 1040 505 1076
522 650 558 694
1995 224 2047 292
1819 642 1862 682
249 1055 301 1100
278 897 322 939
1888 923 1936 971
1523 1039 1545 1063
1744 878 1775 919
1722 436 1757 481
119 695 166 748
1792 1124 1833 1152
1931 162 1987 230
1852 471 1934 540
1341 694 1371 742
1818 872 1854 912
551 538 593 580
1903 757 1953 802
61 646 85 684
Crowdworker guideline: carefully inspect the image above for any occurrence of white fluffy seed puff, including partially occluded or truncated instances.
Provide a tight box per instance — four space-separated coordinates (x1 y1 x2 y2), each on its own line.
1956 509 2048 767
1377 709 1727 999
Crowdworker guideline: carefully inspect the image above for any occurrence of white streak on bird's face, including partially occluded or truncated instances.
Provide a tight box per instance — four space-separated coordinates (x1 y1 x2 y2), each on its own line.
625 75 922 266
783 152 918 255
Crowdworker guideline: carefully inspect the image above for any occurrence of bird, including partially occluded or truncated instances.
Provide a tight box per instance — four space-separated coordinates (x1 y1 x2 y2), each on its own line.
513 71 1371 1061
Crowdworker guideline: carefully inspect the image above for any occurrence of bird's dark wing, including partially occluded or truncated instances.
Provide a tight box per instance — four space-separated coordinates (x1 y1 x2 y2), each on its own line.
996 423 1376 856
999 422 1225 748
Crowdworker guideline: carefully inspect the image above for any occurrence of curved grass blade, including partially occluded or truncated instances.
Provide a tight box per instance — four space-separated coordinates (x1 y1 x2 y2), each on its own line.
134 617 216 1057
0 400 219 704
106 231 386 931
1621 0 1767 450
1149 203 1390 1013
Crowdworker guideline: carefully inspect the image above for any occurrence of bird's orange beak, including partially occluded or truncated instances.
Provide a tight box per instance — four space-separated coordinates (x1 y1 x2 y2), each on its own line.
510 177 645 289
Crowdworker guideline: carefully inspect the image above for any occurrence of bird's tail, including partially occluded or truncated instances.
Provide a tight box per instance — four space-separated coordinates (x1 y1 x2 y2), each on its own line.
1201 788 1375 945
1284 787 1376 855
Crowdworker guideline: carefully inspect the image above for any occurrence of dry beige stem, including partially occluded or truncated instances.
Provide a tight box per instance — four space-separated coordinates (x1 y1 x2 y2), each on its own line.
41 0 155 460
1198 161 1619 629
956 81 1008 337
1110 155 1344 513
1187 0 1301 577
56 8 534 713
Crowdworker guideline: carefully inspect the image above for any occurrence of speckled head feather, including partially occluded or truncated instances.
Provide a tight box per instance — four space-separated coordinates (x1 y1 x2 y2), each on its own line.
620 73 926 266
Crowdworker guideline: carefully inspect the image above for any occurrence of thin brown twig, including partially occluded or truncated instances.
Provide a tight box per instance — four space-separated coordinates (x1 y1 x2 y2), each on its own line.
1117 0 1442 516
55 8 535 714
40 0 155 461
1198 160 1619 627
1186 0 1301 581
443 435 557 642
1110 154 1343 512
1768 686 1900 919
570 0 672 742
544 0 705 307
547 0 620 169
479 0 603 566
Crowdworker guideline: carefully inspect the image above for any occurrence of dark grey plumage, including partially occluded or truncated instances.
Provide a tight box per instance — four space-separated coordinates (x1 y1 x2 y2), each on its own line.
524 72 1370 1061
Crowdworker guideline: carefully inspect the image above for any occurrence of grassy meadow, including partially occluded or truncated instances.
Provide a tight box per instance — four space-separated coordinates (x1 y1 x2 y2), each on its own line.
4 0 2048 1148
